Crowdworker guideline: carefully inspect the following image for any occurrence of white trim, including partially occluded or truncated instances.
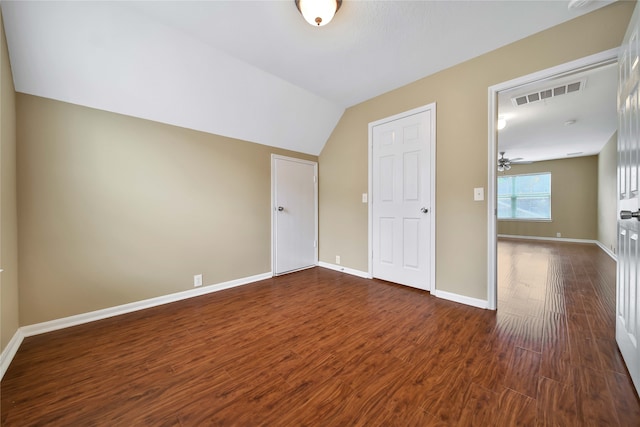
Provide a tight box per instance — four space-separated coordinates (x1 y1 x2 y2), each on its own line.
596 240 617 261
20 272 272 338
487 96 497 309
317 261 371 279
367 103 437 292
1 272 270 379
271 154 319 275
433 290 489 309
498 234 618 260
1 329 25 380
487 47 620 312
498 234 597 244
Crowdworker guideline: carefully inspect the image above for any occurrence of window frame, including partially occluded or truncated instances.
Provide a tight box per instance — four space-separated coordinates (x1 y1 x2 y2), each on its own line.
497 172 552 222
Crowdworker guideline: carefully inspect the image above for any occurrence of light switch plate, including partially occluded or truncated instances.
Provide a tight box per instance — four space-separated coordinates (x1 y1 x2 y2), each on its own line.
362 193 368 203
474 187 484 201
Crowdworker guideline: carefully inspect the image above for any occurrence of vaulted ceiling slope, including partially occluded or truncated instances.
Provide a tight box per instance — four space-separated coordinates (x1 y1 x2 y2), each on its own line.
1 0 614 155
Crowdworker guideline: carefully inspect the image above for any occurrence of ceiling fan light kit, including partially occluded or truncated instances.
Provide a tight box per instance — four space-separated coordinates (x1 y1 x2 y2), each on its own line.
498 151 512 172
295 0 342 27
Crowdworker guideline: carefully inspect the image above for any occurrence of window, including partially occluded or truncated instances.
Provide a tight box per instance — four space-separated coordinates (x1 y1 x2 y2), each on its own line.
498 172 551 220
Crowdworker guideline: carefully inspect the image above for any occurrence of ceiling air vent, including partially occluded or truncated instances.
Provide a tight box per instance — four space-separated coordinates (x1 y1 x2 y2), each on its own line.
511 78 586 107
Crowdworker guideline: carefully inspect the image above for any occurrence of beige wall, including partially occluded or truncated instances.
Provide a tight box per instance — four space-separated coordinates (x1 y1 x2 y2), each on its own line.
497 157 598 239
1 11 19 352
17 94 316 325
7 2 635 327
319 2 633 300
598 132 618 254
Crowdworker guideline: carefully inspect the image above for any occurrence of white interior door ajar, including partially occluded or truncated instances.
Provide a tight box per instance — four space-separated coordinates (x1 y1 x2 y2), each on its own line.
617 2 640 397
272 155 318 275
371 107 434 290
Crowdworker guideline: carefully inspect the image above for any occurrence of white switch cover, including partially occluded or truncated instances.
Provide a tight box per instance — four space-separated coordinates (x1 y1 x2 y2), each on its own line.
362 193 368 203
474 187 484 201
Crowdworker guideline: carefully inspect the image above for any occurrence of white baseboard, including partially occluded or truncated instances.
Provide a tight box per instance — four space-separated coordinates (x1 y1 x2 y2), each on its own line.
1 272 272 377
497 234 596 244
319 262 489 310
434 290 489 309
317 261 370 279
1 329 25 380
595 240 617 261
498 234 618 261
21 272 272 338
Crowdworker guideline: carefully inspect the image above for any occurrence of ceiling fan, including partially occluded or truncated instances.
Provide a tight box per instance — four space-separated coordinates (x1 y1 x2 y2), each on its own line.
497 151 526 172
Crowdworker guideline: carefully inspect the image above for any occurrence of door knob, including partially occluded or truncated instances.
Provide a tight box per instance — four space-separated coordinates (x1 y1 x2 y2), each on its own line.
620 210 640 220
421 207 429 213
278 206 284 212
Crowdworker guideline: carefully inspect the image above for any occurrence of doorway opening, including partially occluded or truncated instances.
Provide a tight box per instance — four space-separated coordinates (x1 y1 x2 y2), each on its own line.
487 48 619 309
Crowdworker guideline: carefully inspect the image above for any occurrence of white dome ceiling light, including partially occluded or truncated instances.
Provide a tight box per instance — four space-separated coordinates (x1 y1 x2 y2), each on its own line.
568 0 593 11
295 0 342 27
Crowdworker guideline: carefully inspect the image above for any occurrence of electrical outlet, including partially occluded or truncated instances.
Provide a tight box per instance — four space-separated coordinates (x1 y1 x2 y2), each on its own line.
556 233 562 238
336 255 341 265
194 274 203 287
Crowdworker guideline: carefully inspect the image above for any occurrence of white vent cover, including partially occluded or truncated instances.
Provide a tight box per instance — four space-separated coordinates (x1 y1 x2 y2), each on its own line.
511 79 587 107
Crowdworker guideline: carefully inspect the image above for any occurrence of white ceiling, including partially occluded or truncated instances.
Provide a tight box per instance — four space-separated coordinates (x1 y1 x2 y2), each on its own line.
498 61 618 163
1 0 616 155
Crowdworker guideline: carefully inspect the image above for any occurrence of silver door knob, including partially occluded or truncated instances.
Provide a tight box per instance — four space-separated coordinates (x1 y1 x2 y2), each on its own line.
278 206 284 212
620 210 640 220
421 207 428 213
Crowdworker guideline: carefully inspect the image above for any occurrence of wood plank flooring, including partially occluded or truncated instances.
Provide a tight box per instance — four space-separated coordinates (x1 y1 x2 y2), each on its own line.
2 239 639 425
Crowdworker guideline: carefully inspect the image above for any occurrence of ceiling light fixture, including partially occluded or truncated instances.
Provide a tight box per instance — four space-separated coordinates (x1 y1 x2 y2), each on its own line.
567 0 593 10
295 0 342 27
497 117 507 130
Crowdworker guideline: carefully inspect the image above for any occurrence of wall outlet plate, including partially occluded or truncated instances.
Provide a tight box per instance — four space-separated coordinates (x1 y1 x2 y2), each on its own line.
336 255 341 265
194 274 203 287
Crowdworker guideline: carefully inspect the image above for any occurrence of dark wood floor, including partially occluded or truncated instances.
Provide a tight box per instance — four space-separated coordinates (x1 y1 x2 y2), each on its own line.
2 240 639 426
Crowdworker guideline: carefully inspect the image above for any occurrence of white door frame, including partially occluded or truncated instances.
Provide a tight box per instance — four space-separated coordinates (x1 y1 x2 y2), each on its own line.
487 48 619 310
271 154 318 275
368 103 437 291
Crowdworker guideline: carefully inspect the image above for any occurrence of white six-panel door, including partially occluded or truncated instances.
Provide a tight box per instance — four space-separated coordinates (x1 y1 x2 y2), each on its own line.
272 155 318 275
371 108 434 290
617 1 640 397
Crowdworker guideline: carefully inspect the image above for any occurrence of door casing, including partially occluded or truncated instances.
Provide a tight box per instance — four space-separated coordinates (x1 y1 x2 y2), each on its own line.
368 103 437 291
487 48 620 310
